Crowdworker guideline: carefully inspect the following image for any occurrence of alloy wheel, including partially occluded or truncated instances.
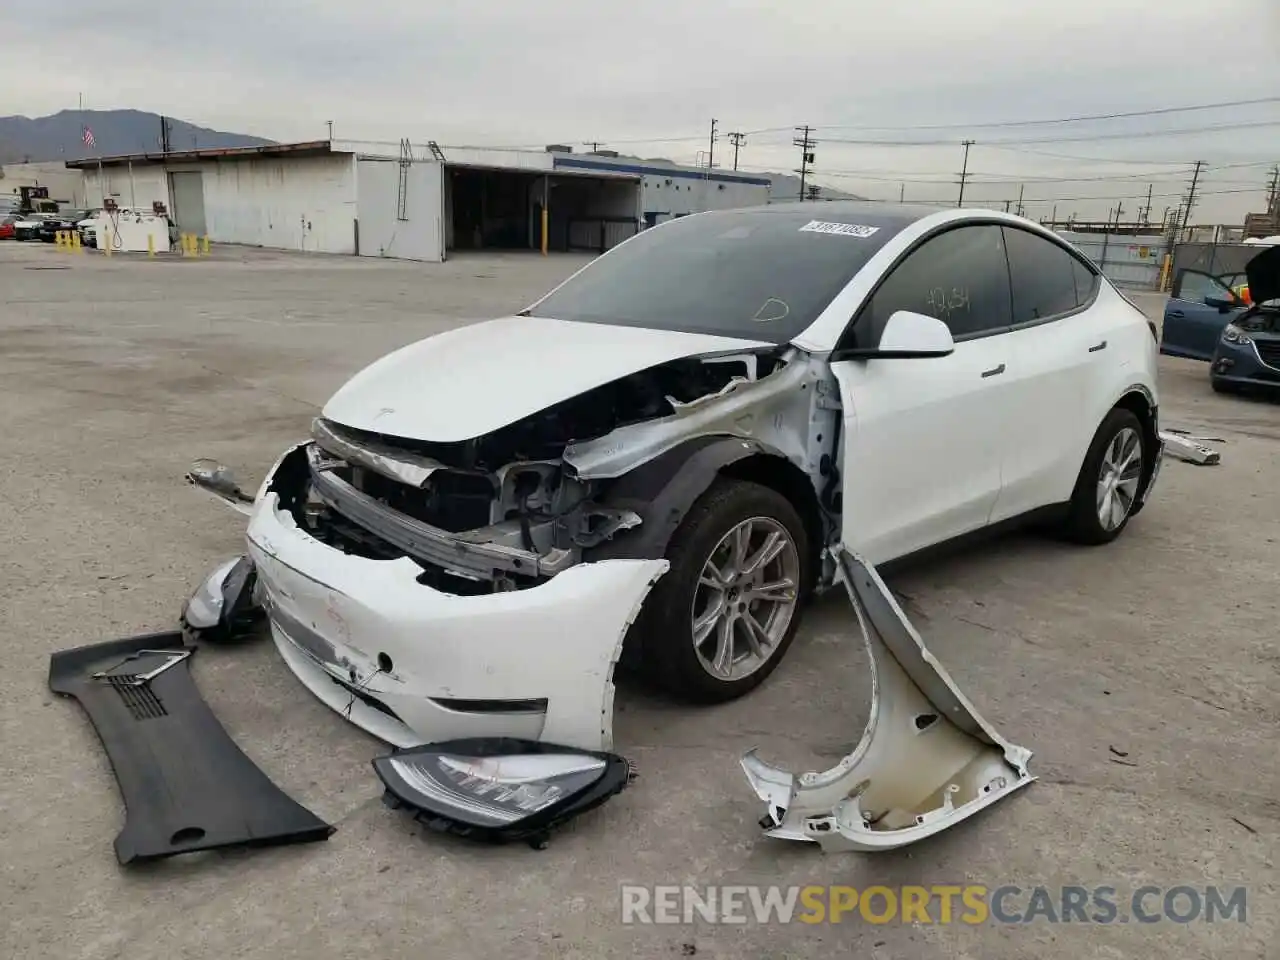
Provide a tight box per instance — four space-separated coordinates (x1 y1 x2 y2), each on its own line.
690 516 801 682
1096 426 1143 532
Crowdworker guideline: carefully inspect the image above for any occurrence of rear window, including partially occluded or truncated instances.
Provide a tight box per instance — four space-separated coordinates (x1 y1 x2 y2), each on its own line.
527 207 909 343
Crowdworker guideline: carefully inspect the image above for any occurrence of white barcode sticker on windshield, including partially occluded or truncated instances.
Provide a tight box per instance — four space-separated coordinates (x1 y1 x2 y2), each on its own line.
799 220 880 238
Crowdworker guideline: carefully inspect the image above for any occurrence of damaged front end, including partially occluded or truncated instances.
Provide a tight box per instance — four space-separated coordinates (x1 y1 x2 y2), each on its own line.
187 343 837 753
285 345 825 594
742 549 1034 852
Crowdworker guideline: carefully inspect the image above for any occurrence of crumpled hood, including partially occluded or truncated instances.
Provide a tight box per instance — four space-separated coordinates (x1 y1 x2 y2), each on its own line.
1246 243 1280 305
321 315 772 443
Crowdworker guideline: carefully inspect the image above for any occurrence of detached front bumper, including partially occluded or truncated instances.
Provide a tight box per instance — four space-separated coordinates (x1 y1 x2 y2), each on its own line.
245 449 667 752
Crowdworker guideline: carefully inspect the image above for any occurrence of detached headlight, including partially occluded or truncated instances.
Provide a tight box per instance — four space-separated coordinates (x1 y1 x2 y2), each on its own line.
1222 324 1253 345
373 738 635 847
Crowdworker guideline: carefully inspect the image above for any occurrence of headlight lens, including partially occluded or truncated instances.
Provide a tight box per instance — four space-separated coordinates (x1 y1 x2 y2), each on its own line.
374 739 634 845
1222 324 1252 345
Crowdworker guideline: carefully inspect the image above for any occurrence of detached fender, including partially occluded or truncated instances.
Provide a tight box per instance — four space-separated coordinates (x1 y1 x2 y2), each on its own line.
584 435 771 562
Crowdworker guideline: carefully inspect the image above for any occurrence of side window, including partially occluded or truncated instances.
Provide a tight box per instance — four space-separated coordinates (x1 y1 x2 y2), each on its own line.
1072 257 1099 306
1174 270 1233 303
855 224 1013 343
1002 227 1081 323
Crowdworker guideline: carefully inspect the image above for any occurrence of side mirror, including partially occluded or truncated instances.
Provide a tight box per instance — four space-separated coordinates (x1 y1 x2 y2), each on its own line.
1205 295 1237 312
832 309 956 361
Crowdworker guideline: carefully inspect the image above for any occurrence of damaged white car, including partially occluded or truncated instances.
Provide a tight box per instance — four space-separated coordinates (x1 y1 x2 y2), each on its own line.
189 202 1162 754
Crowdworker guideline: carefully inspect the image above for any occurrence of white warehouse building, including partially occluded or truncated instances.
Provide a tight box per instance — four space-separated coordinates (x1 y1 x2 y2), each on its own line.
65 140 772 261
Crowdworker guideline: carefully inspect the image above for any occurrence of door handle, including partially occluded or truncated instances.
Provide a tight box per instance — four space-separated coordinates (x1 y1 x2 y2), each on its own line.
1168 310 1185 318
980 363 1006 378
1088 340 1107 353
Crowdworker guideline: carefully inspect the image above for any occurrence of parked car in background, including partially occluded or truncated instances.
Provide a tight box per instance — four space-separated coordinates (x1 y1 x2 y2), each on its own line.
1203 246 1280 394
189 202 1164 752
13 213 50 241
0 214 21 240
36 210 89 242
77 209 104 247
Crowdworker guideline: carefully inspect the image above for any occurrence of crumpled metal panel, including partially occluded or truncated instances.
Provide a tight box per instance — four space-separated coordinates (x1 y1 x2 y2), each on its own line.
564 351 832 481
742 548 1034 852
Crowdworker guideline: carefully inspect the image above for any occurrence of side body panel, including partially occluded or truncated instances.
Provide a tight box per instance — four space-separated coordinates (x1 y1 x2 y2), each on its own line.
833 337 1012 565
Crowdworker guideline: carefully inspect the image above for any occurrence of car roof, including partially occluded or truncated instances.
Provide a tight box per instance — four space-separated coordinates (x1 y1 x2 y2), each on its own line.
693 199 946 231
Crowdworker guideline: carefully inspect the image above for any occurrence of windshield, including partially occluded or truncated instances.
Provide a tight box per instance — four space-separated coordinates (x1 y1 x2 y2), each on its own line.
527 206 913 343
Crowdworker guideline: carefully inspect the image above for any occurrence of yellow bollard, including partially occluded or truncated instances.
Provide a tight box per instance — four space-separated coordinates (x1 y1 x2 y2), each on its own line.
183 233 194 257
72 230 82 253
147 233 155 258
201 235 210 256
55 230 65 249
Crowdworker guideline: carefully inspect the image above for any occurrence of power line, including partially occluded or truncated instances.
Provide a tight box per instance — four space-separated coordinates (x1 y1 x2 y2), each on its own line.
809 96 1280 132
820 119 1280 147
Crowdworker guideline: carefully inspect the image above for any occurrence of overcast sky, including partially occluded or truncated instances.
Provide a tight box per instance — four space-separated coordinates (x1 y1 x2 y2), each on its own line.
3 0 1278 222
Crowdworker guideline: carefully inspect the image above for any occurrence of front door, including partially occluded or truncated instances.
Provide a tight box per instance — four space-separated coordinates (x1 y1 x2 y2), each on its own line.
1161 270 1246 360
833 224 1018 564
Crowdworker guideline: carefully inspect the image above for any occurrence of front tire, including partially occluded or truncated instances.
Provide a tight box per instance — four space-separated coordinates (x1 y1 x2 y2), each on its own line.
635 478 811 703
1062 408 1146 545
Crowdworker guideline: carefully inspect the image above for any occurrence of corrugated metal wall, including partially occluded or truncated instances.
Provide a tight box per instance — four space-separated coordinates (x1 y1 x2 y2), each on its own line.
1054 230 1166 289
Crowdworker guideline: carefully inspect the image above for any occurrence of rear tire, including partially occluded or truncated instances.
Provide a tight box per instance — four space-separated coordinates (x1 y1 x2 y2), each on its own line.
634 478 811 704
1062 408 1146 545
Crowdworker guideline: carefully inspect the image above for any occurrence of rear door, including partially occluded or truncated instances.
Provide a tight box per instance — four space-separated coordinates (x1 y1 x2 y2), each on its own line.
992 227 1114 518
1161 270 1246 360
832 224 1018 564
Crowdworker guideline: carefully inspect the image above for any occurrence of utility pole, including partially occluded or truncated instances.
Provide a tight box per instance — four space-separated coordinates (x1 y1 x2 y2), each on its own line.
327 120 334 140
1015 183 1025 217
794 125 817 201
956 139 975 207
726 131 746 171
1003 200 1012 213
1267 165 1279 230
1179 160 1204 242
1141 183 1153 226
1051 204 1058 223
583 140 604 152
707 118 718 171
159 115 172 153
899 183 905 203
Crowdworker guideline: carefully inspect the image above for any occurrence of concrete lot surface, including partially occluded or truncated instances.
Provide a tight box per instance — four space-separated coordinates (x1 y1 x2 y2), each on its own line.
1 241 1275 959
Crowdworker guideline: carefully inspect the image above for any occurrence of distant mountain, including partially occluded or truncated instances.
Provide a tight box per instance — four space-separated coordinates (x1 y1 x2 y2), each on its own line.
0 110 274 163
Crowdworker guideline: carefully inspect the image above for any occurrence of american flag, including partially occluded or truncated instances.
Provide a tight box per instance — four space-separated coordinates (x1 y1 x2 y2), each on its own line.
82 126 95 148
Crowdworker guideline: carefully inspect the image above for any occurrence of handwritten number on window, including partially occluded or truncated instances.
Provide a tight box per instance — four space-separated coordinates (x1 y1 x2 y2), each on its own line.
925 286 970 321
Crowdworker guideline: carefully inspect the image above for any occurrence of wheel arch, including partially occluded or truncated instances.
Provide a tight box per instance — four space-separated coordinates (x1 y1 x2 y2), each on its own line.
1109 384 1159 516
585 436 825 576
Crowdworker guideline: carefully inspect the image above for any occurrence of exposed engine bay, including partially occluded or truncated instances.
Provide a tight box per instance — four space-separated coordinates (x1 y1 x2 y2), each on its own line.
276 347 839 596
1233 303 1280 333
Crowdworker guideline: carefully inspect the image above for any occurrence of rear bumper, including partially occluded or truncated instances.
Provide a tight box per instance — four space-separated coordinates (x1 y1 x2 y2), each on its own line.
246 452 667 751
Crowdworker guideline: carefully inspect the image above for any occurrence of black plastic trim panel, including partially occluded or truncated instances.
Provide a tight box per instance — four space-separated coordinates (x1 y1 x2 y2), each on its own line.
49 631 334 864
